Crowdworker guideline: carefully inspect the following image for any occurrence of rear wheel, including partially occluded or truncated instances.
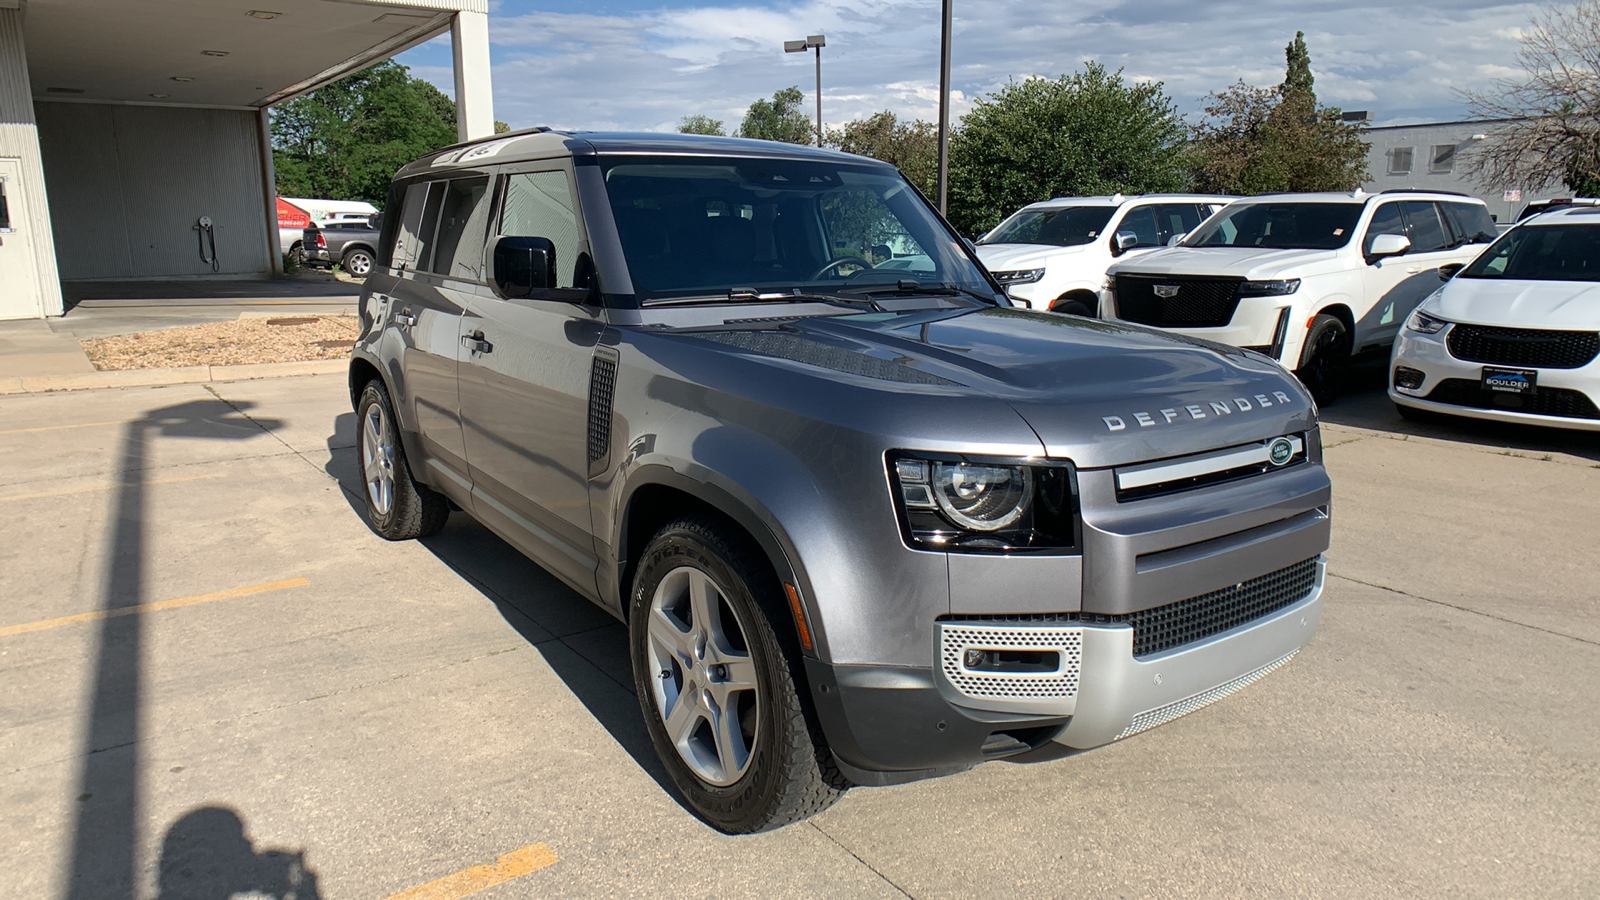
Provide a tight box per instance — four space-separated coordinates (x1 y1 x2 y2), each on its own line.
342 247 374 278
1296 314 1352 405
629 517 845 833
356 380 449 540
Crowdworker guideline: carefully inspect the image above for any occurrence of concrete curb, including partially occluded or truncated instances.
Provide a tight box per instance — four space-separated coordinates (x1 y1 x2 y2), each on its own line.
0 358 347 395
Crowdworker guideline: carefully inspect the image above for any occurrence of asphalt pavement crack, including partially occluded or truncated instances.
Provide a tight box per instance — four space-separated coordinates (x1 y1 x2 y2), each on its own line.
809 823 916 899
1327 571 1599 648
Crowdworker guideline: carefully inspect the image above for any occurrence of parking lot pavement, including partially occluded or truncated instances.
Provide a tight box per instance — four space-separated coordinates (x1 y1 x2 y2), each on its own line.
2 374 1597 898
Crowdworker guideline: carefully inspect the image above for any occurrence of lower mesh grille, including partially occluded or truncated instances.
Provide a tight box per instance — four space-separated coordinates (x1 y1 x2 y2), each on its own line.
1425 378 1600 420
1115 651 1297 740
947 557 1319 657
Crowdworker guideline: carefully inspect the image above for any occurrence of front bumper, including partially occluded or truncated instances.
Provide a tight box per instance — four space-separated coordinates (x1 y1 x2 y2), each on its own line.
1104 294 1300 363
809 560 1324 781
1391 328 1600 431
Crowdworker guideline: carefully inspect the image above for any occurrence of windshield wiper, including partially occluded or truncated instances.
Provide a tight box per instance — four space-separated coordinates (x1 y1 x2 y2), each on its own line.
841 280 997 305
642 288 884 313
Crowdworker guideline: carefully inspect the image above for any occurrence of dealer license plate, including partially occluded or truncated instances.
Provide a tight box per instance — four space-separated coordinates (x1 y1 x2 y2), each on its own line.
1482 367 1538 395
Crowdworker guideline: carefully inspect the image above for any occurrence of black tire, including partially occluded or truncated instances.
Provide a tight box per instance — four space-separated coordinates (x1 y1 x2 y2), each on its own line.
342 247 374 278
355 380 448 540
289 242 305 267
1049 296 1095 317
629 516 845 833
1296 314 1352 405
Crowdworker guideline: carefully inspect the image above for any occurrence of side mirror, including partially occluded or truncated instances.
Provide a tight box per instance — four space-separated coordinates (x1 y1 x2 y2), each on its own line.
1113 231 1139 254
1167 232 1188 247
1367 232 1411 262
492 236 557 300
1438 262 1465 282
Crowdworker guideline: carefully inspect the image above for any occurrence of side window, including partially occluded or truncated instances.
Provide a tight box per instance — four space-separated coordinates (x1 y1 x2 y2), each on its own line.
1363 202 1405 254
432 176 492 279
1117 206 1161 247
1398 201 1450 253
500 170 582 289
395 182 445 271
1152 204 1207 243
1442 202 1498 245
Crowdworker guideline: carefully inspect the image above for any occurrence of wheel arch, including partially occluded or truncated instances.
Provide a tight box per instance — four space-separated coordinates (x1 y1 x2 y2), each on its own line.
342 242 377 260
1050 288 1101 315
614 468 816 658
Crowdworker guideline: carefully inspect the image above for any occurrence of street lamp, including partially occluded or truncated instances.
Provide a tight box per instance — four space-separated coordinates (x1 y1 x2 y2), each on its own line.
784 34 826 147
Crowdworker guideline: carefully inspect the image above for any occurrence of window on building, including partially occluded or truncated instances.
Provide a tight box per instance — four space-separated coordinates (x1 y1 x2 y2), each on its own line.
1430 144 1457 174
1388 146 1414 175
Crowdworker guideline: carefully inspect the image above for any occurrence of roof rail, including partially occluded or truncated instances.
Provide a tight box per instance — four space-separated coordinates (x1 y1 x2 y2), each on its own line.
1379 188 1470 197
430 126 554 156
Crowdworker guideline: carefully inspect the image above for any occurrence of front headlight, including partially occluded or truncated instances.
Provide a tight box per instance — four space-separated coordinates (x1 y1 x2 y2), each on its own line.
1238 279 1301 296
1406 309 1448 334
991 268 1045 286
891 454 1078 552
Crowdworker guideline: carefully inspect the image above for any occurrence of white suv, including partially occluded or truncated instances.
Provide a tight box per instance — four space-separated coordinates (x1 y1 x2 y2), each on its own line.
975 194 1233 316
1102 191 1499 401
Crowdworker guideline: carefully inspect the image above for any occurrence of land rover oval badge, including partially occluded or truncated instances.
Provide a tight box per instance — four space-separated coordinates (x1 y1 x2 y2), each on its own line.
1268 437 1295 466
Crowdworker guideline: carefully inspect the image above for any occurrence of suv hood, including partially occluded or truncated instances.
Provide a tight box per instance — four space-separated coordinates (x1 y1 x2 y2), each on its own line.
976 243 1087 270
685 307 1315 468
1430 276 1600 330
1111 245 1342 280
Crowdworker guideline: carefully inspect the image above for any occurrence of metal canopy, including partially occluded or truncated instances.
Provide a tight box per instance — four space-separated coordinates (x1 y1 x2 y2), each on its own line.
23 0 480 109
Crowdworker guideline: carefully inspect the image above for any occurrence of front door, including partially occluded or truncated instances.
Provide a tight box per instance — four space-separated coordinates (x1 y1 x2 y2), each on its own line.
0 159 43 320
1361 200 1459 350
457 167 604 599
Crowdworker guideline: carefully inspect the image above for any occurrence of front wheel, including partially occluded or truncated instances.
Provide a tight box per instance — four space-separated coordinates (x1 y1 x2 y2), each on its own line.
629 517 845 833
356 380 449 540
1296 314 1352 405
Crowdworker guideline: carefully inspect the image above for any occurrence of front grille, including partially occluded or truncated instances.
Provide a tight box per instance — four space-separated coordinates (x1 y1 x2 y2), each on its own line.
1447 325 1600 369
1114 275 1242 328
1424 379 1600 419
946 557 1319 658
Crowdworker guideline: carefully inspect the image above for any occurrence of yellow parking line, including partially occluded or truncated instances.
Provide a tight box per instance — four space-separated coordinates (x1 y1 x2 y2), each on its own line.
0 472 224 504
385 843 559 900
0 577 308 638
0 419 133 436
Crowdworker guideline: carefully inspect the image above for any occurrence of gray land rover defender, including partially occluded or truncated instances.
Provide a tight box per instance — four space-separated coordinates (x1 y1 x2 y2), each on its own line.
347 130 1332 833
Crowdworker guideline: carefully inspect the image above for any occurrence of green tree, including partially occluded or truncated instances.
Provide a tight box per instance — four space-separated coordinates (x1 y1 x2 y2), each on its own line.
826 111 938 198
494 120 512 134
737 86 814 144
678 114 727 136
271 61 458 205
1188 34 1369 194
947 63 1189 236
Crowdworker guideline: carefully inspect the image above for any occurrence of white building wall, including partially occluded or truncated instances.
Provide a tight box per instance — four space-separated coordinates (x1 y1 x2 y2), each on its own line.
1361 122 1523 225
0 6 63 319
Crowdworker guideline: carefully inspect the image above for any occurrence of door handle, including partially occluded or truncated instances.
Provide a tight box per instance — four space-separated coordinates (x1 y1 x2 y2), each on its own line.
461 331 493 354
394 312 416 326
1405 266 1427 275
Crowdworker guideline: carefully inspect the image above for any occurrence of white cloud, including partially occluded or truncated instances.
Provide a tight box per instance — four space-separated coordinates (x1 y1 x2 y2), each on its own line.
397 0 1548 133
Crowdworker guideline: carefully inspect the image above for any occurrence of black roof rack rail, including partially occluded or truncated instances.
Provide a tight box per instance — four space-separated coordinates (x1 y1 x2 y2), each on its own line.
1379 188 1470 197
430 126 554 157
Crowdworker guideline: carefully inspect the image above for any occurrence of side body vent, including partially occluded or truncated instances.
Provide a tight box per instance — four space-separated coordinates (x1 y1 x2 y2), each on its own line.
587 352 618 467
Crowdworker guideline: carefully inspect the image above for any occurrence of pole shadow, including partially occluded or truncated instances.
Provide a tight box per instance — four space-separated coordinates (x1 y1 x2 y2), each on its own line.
65 399 285 898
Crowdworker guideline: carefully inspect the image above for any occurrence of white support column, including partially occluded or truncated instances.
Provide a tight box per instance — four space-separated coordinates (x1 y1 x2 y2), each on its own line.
452 10 494 142
258 108 283 277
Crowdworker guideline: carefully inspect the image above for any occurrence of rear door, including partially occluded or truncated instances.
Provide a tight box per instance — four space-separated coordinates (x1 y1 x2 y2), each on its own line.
457 165 604 599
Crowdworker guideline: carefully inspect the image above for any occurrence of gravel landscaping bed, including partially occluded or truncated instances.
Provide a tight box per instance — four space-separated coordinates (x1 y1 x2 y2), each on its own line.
81 316 359 371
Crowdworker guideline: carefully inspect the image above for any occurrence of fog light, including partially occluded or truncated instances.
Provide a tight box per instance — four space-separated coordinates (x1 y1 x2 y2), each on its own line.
1394 366 1425 391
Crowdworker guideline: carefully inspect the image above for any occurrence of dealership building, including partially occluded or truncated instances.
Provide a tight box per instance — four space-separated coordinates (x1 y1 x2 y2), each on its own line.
0 0 494 321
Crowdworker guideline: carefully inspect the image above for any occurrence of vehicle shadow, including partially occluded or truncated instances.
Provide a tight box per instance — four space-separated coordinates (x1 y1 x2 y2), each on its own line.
156 805 321 899
1318 356 1600 463
322 418 675 798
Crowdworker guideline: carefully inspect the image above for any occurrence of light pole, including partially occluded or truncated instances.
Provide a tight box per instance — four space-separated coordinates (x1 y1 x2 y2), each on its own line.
784 34 826 147
936 0 952 214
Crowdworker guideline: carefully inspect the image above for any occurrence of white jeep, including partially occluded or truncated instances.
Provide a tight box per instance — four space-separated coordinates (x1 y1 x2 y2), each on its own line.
1102 190 1499 401
975 194 1233 316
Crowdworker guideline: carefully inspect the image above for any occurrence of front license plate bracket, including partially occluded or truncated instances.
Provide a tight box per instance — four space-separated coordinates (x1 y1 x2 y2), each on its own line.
1482 366 1537 395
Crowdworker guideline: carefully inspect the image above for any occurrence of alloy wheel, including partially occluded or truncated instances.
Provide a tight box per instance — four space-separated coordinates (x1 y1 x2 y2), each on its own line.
361 402 396 516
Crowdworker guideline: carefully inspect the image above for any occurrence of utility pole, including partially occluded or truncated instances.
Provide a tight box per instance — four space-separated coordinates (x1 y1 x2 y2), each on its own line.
936 0 952 214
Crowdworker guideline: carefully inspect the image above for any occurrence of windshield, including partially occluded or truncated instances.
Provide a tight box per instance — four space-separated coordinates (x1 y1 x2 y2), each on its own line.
1461 223 1600 282
1186 202 1362 250
598 156 993 304
978 206 1116 247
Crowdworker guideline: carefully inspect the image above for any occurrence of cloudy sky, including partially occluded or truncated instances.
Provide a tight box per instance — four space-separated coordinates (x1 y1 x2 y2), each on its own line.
396 0 1545 134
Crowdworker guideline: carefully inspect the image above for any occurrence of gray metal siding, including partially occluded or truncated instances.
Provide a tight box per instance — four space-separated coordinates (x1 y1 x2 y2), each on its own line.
0 8 65 317
1362 122 1521 225
37 102 272 279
